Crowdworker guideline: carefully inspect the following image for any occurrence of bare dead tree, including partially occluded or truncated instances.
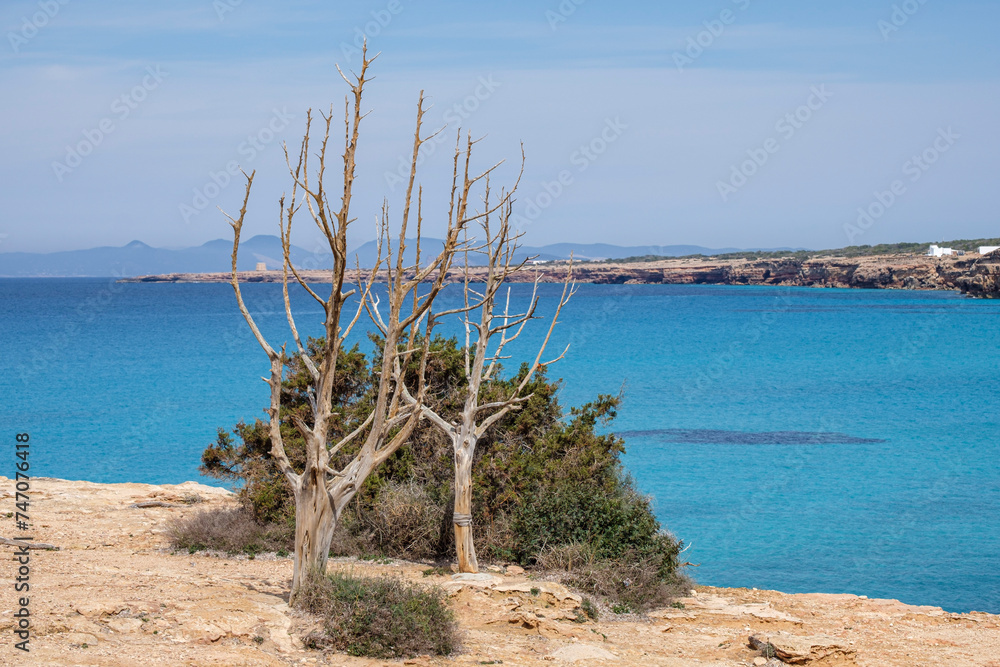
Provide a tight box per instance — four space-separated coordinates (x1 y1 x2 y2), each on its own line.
412 188 575 573
223 47 514 600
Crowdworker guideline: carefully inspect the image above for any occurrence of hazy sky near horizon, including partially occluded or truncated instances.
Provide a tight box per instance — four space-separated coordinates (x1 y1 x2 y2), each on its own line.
1 0 998 253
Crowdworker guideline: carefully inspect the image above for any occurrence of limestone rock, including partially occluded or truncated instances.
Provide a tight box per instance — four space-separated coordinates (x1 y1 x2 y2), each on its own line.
749 632 856 665
549 643 619 662
106 617 144 634
73 601 129 618
451 572 499 583
493 581 582 609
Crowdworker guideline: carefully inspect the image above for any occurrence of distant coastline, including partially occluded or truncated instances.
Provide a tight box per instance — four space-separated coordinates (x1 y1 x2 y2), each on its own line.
121 253 1000 298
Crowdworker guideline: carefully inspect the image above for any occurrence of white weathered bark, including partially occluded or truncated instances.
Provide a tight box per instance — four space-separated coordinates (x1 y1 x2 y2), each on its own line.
452 439 478 573
290 469 338 594
224 44 520 601
419 195 575 573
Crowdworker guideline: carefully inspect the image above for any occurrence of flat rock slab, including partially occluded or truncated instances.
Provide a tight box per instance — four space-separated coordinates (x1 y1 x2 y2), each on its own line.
750 632 856 665
550 643 619 662
451 572 499 582
654 593 804 624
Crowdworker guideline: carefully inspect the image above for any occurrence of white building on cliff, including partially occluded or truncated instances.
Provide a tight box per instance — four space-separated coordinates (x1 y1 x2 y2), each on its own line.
928 245 956 257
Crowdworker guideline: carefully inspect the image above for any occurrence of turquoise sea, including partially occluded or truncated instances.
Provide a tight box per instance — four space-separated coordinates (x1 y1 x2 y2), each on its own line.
1 279 997 613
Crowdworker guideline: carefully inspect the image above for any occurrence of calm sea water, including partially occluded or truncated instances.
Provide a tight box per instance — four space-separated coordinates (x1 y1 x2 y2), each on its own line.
1 279 997 613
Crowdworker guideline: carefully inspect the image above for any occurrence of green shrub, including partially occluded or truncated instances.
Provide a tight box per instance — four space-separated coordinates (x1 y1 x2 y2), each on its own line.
296 571 459 658
580 597 598 620
509 474 679 573
200 334 690 606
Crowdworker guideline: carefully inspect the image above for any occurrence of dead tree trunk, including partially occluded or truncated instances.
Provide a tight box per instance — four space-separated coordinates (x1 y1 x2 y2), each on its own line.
293 469 337 584
452 436 478 572
224 45 517 601
417 192 575 573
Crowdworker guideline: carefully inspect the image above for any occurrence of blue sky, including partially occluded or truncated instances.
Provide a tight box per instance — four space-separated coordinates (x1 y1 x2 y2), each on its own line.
1 0 998 253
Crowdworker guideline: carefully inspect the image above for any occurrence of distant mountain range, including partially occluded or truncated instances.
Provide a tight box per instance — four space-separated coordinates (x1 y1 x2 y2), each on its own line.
0 236 800 277
0 236 324 278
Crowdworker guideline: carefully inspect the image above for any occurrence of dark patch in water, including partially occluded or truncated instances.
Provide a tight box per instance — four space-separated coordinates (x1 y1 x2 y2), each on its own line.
619 429 885 445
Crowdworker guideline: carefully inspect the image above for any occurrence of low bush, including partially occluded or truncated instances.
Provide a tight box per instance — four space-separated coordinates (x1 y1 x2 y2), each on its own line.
509 474 678 572
167 507 292 555
356 481 442 560
296 570 458 659
536 542 690 613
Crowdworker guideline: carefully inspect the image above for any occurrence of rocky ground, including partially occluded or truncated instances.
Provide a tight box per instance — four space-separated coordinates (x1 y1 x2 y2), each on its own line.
1 477 998 666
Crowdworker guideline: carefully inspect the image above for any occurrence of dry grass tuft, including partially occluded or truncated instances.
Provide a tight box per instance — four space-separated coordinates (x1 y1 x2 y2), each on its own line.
357 481 442 560
167 507 292 555
536 542 690 614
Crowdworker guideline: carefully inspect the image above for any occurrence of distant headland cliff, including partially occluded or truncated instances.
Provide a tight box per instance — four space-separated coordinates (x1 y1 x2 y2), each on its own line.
124 253 1000 298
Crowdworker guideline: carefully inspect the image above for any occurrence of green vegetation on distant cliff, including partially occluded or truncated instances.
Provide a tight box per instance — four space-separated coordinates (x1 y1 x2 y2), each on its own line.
596 238 1000 263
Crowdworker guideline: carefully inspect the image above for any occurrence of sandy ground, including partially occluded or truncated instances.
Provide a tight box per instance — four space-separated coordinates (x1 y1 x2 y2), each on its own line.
1 477 997 666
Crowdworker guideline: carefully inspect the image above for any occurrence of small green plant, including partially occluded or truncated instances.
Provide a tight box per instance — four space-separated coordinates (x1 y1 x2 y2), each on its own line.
277 548 289 557
580 597 598 620
360 554 392 564
670 601 685 609
296 571 458 659
82 643 89 649
529 587 540 596
611 603 632 614
253 636 265 645
422 566 451 577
